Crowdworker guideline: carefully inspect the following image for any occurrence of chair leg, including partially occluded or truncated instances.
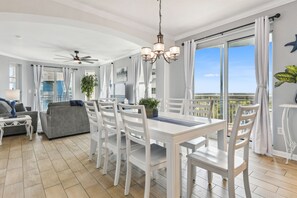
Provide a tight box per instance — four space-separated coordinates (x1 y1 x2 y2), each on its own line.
144 168 151 198
89 139 97 160
124 161 132 195
114 152 121 186
207 171 213 184
227 175 235 198
243 169 251 198
191 149 196 182
96 140 102 168
103 147 109 174
187 160 193 198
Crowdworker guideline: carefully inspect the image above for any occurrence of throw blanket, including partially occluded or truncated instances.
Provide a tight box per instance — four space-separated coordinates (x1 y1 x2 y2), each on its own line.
70 100 84 106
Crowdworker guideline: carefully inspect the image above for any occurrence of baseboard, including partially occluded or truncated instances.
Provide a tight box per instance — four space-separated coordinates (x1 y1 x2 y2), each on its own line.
273 149 297 161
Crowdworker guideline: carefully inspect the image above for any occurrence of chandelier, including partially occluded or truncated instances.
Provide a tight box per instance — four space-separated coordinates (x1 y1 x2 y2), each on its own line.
141 0 180 64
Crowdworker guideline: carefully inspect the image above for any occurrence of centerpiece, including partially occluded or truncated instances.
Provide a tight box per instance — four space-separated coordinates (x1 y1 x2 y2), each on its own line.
139 98 160 118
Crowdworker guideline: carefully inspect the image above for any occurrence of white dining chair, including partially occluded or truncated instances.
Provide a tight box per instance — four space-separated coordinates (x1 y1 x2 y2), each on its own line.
180 99 213 182
84 101 104 168
119 104 167 198
163 98 184 114
187 104 259 198
98 98 118 103
98 101 126 186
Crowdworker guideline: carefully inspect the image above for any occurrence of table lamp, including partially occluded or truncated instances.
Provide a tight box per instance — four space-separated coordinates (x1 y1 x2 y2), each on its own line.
5 89 20 118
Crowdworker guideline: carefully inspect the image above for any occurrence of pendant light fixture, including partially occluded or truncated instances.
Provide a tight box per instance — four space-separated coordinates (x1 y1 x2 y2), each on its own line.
141 0 180 64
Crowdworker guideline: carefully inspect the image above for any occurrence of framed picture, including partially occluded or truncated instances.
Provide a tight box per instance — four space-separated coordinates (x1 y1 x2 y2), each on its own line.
116 67 128 82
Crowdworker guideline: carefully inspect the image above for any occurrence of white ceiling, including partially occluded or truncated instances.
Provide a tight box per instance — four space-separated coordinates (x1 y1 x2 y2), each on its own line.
0 0 294 66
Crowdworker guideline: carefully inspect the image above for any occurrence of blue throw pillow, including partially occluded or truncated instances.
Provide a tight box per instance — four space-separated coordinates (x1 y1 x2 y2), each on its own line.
0 97 13 108
70 100 84 106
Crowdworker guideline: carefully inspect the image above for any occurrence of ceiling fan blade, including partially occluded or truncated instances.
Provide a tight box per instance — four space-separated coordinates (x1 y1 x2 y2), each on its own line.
82 60 95 64
81 56 91 59
81 58 98 61
70 54 75 58
63 60 73 62
53 57 72 60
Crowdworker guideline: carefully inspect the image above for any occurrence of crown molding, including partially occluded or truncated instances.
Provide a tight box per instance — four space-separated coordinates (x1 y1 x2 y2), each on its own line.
175 0 296 41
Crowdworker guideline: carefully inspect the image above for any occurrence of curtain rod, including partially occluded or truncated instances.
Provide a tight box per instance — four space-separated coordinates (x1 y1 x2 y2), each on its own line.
181 13 280 46
30 64 78 70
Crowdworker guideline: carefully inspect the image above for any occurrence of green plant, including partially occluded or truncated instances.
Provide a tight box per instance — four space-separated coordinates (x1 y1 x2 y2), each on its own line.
81 74 98 100
139 98 160 109
274 65 297 87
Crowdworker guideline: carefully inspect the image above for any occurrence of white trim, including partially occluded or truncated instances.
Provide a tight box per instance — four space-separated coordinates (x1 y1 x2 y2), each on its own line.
273 149 297 161
175 0 296 41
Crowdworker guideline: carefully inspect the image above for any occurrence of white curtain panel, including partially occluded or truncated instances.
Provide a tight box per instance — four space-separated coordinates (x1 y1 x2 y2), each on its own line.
184 40 196 114
33 65 43 112
105 63 113 98
99 65 106 98
252 16 272 155
143 61 153 98
132 55 142 103
63 67 71 100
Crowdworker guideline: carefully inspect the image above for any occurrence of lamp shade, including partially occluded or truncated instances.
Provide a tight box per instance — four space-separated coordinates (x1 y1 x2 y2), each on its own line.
5 89 20 101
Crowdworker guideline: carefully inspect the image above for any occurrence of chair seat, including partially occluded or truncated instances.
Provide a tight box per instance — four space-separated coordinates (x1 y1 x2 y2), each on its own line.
106 134 127 149
187 146 246 174
130 143 166 167
180 137 206 150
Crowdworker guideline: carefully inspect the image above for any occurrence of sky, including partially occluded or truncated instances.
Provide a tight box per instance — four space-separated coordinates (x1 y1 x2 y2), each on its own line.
194 42 273 94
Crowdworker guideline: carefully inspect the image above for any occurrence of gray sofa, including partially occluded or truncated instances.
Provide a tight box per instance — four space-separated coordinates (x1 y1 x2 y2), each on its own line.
40 101 90 139
0 101 38 136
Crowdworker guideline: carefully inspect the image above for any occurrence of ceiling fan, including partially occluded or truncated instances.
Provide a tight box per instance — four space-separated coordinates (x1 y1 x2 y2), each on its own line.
54 50 98 64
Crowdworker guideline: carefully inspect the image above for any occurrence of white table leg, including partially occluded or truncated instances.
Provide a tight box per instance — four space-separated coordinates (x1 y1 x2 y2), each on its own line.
217 127 227 151
25 120 33 141
282 107 290 164
166 141 180 198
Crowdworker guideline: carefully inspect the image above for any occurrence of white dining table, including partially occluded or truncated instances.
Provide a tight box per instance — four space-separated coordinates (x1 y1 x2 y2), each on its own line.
146 112 227 198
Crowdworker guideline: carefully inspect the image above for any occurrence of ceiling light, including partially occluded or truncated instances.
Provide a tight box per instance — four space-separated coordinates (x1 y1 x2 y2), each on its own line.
15 35 22 39
141 0 180 64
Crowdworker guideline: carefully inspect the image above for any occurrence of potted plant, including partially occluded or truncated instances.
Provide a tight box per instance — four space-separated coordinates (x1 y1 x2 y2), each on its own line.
139 98 160 118
81 74 98 100
274 65 297 102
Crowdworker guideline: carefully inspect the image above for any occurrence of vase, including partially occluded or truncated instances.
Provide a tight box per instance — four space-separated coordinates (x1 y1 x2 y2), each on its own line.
145 108 158 118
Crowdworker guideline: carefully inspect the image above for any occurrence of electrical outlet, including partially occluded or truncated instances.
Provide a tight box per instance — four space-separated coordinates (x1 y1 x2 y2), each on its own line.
277 127 283 135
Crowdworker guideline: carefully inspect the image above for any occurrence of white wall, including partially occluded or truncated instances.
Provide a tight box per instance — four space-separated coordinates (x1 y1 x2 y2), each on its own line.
171 1 297 153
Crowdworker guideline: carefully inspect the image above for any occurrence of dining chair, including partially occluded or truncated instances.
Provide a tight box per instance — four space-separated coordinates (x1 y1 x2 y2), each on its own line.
186 104 259 198
180 99 213 181
119 104 167 198
98 98 118 103
163 98 184 114
98 101 126 186
84 101 104 168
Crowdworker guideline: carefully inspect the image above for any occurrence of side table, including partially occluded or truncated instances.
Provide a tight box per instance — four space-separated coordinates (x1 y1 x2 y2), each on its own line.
279 104 297 164
0 115 33 145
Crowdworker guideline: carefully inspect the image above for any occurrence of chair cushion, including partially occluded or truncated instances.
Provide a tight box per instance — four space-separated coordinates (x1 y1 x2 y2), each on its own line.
15 103 26 112
130 143 166 167
187 146 245 173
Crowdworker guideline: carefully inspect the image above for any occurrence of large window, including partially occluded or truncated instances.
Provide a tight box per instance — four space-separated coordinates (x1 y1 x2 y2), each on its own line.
40 68 73 111
194 33 273 128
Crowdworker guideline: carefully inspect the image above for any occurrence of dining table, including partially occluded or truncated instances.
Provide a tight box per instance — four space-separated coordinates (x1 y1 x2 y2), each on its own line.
145 112 227 198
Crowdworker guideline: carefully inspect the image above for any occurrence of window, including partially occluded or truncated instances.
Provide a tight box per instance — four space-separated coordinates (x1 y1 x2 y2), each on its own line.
9 64 18 90
40 68 74 111
194 32 273 129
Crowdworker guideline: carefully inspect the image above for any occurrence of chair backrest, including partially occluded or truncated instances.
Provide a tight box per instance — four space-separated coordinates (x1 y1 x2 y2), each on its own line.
98 98 118 103
84 101 102 135
119 104 150 149
164 98 184 114
185 99 213 119
98 101 120 136
228 104 259 167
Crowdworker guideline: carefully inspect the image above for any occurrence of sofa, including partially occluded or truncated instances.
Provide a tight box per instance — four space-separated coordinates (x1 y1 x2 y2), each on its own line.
0 100 38 136
40 101 90 139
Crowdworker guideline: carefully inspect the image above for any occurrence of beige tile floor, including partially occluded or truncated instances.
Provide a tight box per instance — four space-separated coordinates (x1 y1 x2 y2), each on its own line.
0 133 297 198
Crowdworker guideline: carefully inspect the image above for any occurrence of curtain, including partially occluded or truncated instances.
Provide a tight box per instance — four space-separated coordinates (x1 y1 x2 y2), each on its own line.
105 63 113 98
184 40 196 114
99 65 106 98
132 55 142 103
143 61 153 98
252 16 272 155
63 67 71 100
33 65 43 112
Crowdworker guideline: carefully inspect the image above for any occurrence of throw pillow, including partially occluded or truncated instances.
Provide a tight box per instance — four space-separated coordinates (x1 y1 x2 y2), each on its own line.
0 101 12 114
15 103 26 112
